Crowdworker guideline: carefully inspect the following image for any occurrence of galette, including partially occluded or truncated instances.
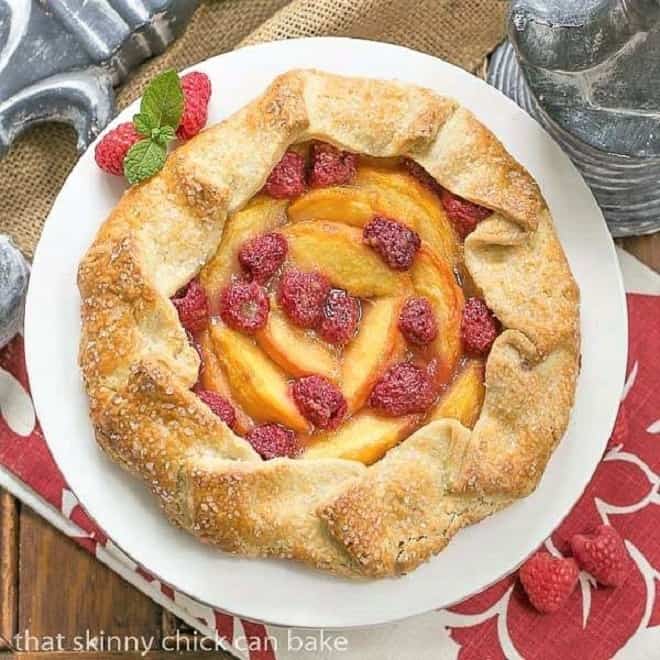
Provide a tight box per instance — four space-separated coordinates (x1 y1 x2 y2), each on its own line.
78 69 580 577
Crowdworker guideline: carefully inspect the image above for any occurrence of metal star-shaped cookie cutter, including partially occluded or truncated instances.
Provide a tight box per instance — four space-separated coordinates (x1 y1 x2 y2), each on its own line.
0 0 198 155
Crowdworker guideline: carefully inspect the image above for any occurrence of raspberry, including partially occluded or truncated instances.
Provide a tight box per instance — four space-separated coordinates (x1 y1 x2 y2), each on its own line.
519 552 579 614
94 122 140 176
363 217 421 271
238 232 287 284
461 297 499 355
196 390 236 430
176 71 212 140
278 269 330 329
402 157 442 194
219 281 269 333
246 423 300 460
318 289 360 345
264 151 306 199
291 375 347 429
172 279 209 333
570 525 631 587
398 297 438 346
440 189 492 239
368 362 436 416
309 141 358 188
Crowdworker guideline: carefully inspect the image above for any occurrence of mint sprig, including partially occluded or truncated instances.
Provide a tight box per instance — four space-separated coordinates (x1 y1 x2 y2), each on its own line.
125 69 184 184
139 70 184 131
123 139 167 185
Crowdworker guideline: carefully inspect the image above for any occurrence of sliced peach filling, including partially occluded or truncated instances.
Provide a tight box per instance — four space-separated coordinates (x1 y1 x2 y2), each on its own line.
175 144 498 465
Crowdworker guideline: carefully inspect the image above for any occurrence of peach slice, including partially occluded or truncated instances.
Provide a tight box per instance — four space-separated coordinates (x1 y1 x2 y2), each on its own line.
255 304 340 381
287 166 458 267
428 359 485 429
410 246 464 384
282 221 410 297
210 323 310 433
287 187 376 227
355 166 459 266
200 195 287 312
301 411 417 464
341 297 405 413
196 330 253 435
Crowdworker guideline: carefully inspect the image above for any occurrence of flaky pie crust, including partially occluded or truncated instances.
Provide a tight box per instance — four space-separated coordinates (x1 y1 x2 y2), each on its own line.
78 70 580 578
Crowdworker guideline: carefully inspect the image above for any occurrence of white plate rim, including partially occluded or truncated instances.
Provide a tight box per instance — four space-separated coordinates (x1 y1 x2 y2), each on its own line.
24 36 628 629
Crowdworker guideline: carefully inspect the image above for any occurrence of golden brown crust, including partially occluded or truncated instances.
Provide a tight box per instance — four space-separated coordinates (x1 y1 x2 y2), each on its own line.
78 69 580 578
465 211 580 355
412 109 544 232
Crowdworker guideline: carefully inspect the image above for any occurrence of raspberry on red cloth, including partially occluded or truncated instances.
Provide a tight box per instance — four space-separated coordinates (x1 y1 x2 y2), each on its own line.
196 390 236 430
368 362 436 416
570 525 631 587
291 375 347 429
461 297 499 355
172 279 209 334
176 71 212 140
94 122 141 176
246 423 300 460
308 141 358 188
440 189 492 239
402 157 442 194
264 151 306 199
318 289 360 345
363 216 421 271
219 281 269 333
519 552 579 614
398 297 438 346
238 232 288 284
278 268 330 329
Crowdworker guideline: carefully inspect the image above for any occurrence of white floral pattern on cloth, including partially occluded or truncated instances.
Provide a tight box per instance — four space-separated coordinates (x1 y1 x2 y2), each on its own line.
0 291 658 660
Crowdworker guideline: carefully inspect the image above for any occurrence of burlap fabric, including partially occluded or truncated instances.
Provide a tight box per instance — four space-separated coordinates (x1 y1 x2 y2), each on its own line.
0 0 507 257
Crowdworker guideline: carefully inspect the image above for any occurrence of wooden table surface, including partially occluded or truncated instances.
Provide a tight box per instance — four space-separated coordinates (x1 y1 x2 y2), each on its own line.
1 234 658 658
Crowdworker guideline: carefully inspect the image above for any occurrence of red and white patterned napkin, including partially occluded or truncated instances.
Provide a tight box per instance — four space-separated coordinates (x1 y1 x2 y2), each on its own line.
1 248 658 660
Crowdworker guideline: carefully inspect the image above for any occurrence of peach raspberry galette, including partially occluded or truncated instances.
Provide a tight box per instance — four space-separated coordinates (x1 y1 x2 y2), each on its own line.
78 70 580 578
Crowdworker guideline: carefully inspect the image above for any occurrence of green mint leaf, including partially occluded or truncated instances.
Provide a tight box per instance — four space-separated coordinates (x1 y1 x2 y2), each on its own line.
140 69 184 130
123 138 167 185
133 112 156 137
151 125 176 146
